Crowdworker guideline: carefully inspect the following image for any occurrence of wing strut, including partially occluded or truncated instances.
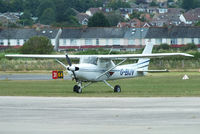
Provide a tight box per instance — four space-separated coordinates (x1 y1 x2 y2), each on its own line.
96 58 127 80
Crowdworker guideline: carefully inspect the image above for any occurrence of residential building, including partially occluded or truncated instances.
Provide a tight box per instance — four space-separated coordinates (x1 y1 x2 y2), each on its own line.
1 27 200 51
146 26 200 48
151 8 183 27
76 13 90 25
86 8 102 16
0 12 20 26
0 28 59 48
59 27 148 51
180 8 200 25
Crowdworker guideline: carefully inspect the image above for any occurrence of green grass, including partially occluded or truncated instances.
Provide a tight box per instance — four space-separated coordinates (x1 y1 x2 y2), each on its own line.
0 72 200 97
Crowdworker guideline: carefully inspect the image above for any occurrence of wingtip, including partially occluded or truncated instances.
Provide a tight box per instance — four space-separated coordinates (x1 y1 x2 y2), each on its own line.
186 54 194 57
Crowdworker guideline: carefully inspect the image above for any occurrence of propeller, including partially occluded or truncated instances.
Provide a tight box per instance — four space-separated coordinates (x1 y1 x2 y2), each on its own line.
55 54 79 82
65 54 79 82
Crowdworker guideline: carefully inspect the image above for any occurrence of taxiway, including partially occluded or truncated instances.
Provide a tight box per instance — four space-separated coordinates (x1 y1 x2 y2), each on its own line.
0 97 200 134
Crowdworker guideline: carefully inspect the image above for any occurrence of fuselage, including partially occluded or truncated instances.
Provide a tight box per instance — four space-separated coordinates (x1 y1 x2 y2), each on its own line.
67 63 146 82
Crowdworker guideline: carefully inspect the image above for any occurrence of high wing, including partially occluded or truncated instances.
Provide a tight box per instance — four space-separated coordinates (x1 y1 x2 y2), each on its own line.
5 53 193 59
96 53 193 59
5 54 80 59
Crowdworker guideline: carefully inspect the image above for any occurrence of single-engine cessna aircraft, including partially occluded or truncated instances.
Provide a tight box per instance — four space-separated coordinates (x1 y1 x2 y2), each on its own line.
6 42 193 93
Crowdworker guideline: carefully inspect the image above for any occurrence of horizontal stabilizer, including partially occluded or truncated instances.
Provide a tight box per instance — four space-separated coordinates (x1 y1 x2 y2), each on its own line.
137 69 169 73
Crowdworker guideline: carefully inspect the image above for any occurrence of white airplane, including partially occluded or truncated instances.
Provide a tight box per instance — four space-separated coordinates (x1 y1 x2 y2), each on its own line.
6 42 193 93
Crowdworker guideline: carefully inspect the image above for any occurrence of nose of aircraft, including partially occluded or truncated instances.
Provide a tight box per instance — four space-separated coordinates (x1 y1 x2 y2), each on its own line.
67 65 79 71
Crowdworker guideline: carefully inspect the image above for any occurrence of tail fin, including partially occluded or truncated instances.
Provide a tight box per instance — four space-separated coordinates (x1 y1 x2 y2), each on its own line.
137 41 154 71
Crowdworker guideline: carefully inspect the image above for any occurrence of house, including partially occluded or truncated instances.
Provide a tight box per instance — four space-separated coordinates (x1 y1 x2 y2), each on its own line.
0 12 20 26
101 8 113 13
119 8 134 20
1 26 200 51
146 7 157 14
59 27 149 51
180 8 200 25
117 22 131 28
76 13 90 25
86 8 102 16
140 13 152 22
117 18 151 28
156 0 167 2
157 8 168 14
0 28 59 48
145 26 200 47
151 8 182 27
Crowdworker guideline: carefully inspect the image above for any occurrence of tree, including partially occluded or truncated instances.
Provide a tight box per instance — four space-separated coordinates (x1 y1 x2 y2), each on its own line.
24 0 40 16
88 12 110 27
150 1 158 7
0 0 6 12
107 0 131 10
195 21 200 26
20 36 53 54
37 0 55 18
10 0 24 12
129 11 141 20
40 8 56 25
181 0 200 10
19 10 33 26
155 43 170 51
106 12 124 26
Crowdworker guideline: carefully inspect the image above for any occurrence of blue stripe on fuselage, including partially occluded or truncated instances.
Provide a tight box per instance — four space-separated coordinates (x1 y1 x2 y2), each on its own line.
137 60 150 65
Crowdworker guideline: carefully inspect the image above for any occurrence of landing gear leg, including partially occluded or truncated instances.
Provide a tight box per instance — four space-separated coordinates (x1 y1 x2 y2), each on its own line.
103 80 121 93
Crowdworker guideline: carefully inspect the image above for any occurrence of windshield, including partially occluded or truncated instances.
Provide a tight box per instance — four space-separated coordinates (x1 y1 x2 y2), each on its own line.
80 56 97 65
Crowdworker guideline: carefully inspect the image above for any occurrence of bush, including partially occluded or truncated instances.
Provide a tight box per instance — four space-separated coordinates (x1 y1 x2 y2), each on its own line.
155 43 170 51
180 43 197 51
20 36 53 54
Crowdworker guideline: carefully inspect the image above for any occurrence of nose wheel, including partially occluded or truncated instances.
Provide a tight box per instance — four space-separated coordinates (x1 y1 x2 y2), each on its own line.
73 85 82 93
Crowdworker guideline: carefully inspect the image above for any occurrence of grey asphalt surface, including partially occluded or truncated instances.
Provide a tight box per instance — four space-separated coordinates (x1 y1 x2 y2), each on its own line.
0 97 200 134
0 73 70 80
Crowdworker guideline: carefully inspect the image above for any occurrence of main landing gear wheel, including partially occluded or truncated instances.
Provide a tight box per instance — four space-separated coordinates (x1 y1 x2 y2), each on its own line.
73 85 82 93
114 85 121 93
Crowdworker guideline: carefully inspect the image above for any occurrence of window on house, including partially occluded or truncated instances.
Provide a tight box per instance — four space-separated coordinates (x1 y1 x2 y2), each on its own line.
96 39 99 45
113 39 120 45
106 39 109 45
181 38 184 45
63 39 66 45
171 38 177 45
0 40 3 45
192 38 194 44
198 38 200 44
85 39 92 45
156 38 162 45
128 39 135 45
17 40 19 45
70 39 77 45
8 40 10 45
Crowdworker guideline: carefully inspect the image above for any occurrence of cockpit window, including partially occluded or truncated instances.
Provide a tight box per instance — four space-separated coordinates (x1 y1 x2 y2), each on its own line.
80 56 97 65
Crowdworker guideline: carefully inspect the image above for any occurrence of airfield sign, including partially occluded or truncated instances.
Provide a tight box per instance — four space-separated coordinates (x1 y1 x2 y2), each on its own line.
52 71 63 79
